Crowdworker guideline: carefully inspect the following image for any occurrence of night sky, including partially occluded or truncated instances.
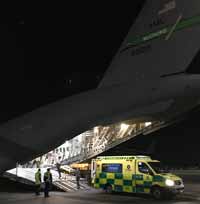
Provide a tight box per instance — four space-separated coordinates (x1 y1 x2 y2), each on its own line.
0 1 145 123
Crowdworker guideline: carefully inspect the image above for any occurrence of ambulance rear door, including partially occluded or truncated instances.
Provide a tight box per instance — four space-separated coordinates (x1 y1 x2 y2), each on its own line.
91 159 96 182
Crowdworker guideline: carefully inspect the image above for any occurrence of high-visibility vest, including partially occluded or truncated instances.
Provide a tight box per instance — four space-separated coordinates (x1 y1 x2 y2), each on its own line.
44 172 52 183
35 171 41 185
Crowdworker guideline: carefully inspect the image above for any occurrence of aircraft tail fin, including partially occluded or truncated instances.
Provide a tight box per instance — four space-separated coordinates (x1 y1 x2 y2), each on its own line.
100 0 200 87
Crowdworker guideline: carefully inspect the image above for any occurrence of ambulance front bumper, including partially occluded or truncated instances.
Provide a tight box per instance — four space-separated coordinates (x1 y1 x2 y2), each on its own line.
165 184 184 195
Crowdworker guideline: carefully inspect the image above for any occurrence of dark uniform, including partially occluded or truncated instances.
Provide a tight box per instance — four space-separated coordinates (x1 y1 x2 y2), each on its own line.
43 168 52 197
75 168 81 189
56 162 61 179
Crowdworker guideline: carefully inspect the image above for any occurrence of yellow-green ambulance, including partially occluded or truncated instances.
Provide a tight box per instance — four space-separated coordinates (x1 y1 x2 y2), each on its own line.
91 156 184 199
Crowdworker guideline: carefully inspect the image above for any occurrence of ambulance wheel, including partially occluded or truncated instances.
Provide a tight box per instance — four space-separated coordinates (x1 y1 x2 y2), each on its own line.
105 184 112 194
151 186 163 200
165 192 176 200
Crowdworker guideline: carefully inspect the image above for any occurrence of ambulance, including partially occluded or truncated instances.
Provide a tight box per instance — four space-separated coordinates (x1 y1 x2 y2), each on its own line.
91 156 184 199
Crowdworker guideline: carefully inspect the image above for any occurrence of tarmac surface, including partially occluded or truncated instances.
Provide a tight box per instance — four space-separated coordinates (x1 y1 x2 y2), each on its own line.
0 182 200 204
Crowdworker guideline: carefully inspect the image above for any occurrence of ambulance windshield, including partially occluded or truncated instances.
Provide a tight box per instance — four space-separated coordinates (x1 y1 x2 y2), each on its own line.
148 162 169 174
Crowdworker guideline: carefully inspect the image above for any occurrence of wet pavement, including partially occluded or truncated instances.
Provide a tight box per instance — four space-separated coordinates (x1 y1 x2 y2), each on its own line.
0 183 200 204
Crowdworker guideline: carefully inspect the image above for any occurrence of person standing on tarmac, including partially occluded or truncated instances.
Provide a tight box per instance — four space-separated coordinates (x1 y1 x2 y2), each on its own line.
75 168 81 189
35 168 41 196
43 168 53 198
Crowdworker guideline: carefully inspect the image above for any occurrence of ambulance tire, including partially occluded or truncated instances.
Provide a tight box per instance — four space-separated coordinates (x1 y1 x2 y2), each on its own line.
151 186 163 200
164 192 176 200
105 184 112 194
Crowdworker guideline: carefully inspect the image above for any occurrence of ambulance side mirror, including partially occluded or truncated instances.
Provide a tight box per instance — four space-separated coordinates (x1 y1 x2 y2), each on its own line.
143 169 149 174
140 168 154 176
140 168 149 174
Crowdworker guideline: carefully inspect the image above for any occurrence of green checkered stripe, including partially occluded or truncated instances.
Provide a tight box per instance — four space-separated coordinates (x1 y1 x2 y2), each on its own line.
134 175 165 193
94 173 164 193
94 173 135 193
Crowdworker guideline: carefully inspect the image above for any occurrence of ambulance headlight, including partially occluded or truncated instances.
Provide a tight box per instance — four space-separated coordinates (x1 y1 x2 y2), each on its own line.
165 179 175 186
